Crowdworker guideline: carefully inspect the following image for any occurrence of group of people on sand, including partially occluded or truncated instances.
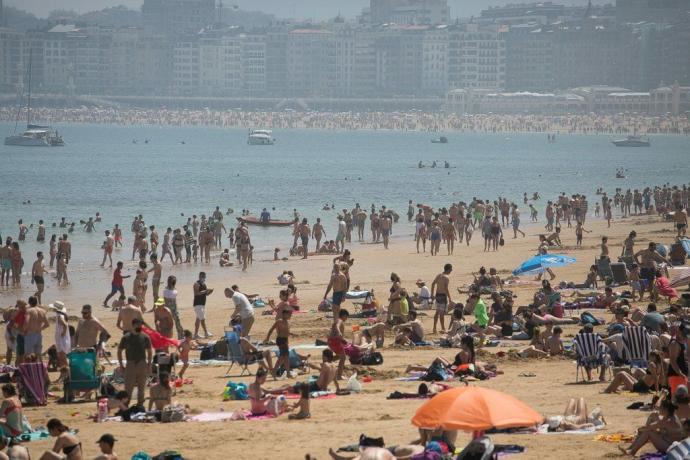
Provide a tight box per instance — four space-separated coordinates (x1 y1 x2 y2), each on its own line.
0 175 689 459
5 107 690 135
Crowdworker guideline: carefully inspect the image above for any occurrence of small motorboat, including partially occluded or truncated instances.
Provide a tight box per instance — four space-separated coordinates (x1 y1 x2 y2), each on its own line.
612 135 650 147
236 216 293 227
248 129 275 145
431 136 448 144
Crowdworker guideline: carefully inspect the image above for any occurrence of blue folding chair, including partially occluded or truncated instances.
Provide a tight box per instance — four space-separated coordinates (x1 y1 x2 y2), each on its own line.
67 348 101 391
224 329 262 376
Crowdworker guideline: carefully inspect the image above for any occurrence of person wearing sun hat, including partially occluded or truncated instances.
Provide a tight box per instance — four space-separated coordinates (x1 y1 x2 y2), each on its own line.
95 433 117 460
49 301 71 367
414 279 431 310
153 297 174 340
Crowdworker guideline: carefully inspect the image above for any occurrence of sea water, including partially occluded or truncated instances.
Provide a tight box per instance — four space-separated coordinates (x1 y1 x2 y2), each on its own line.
0 122 688 301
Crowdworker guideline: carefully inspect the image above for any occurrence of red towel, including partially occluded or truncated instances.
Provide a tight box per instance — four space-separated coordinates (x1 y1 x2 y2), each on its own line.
142 326 180 349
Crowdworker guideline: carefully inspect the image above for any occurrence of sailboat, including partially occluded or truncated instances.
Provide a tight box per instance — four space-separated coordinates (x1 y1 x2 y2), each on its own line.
4 50 64 147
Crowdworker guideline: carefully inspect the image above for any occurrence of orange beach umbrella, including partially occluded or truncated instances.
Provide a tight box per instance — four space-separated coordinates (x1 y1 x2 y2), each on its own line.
411 386 543 432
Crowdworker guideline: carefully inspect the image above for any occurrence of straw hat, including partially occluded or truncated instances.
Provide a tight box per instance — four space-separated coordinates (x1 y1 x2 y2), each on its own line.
154 298 165 307
415 279 425 286
48 301 67 315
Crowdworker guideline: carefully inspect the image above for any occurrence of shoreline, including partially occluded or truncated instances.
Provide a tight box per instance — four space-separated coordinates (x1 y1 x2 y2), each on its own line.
2 108 690 135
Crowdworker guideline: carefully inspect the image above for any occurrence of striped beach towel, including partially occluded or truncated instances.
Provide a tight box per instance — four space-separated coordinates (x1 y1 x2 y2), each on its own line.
667 437 690 460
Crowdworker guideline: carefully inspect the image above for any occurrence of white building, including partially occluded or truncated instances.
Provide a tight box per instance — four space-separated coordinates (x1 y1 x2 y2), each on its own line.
421 25 448 95
448 24 506 91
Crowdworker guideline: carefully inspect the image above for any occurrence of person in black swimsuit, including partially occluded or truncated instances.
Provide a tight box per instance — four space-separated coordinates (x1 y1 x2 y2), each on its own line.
667 325 689 395
40 418 82 460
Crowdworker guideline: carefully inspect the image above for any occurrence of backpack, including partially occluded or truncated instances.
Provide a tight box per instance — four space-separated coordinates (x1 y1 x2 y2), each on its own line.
199 344 215 361
580 311 601 326
361 352 383 366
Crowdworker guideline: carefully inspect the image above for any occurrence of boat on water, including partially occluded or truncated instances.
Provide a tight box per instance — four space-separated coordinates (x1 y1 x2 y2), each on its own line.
612 135 650 147
4 50 64 147
237 216 293 227
431 136 448 144
248 129 275 145
5 125 64 147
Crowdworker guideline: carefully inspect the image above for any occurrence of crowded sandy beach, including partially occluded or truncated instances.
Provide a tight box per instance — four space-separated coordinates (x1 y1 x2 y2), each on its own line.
2 107 690 135
0 181 689 459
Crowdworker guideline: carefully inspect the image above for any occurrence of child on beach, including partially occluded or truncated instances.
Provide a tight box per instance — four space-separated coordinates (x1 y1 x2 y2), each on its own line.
111 294 126 312
177 330 193 379
575 221 591 247
629 264 642 301
545 326 564 355
287 382 311 420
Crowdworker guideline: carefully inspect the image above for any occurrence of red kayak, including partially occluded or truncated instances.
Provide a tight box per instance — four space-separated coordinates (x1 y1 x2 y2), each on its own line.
237 216 294 227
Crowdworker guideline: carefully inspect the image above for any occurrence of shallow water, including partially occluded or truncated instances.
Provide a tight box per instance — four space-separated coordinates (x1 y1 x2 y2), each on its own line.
1 122 688 267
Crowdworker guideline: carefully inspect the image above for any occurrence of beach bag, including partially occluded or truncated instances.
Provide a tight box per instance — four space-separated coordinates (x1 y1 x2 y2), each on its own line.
347 373 363 393
199 344 215 361
580 311 601 326
161 406 185 423
361 352 383 366
318 299 333 312
131 452 152 460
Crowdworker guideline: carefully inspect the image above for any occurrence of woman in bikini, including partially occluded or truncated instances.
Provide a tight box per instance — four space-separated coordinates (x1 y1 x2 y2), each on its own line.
619 399 683 456
39 418 82 460
0 384 23 438
604 351 665 394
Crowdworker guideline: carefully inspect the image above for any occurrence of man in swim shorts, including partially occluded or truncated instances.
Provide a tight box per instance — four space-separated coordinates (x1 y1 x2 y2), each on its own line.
31 252 46 304
23 296 49 359
324 264 348 321
431 264 453 334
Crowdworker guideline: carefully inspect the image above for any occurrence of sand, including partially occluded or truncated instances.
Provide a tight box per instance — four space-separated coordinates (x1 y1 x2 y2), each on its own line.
4 212 687 459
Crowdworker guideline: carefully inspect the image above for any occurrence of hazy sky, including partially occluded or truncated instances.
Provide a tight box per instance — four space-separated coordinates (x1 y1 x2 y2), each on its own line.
8 0 602 20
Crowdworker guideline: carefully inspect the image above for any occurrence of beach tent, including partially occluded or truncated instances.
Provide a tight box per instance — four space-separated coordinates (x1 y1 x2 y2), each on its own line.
411 386 543 432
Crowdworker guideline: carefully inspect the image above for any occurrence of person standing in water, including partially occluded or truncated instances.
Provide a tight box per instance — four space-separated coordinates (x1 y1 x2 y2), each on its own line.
100 230 114 268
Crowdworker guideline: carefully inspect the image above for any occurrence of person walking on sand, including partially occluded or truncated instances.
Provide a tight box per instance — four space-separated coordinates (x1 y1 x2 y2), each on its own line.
431 264 452 334
312 218 326 252
100 230 114 268
104 261 129 308
298 218 310 259
324 264 348 322
31 252 46 304
193 272 213 339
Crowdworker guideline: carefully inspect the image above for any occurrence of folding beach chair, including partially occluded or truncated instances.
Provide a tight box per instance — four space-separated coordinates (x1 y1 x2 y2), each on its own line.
573 332 610 383
67 348 101 391
622 326 651 369
15 363 48 406
667 438 690 460
224 329 262 377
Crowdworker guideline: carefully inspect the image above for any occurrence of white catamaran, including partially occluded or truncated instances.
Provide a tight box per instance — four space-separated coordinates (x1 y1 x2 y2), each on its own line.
5 51 64 147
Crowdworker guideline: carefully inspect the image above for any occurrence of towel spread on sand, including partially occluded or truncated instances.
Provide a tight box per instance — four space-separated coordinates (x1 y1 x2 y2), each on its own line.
188 411 275 422
593 433 634 443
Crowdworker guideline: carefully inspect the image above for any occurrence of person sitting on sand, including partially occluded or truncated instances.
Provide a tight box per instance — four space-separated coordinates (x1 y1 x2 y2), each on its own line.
517 327 549 358
219 249 232 267
248 367 274 416
271 349 342 395
604 350 664 394
0 435 30 460
147 373 173 412
39 418 82 460
94 433 118 460
393 311 425 346
444 308 467 344
361 323 387 348
278 271 292 285
619 399 683 456
545 227 562 247
287 382 311 420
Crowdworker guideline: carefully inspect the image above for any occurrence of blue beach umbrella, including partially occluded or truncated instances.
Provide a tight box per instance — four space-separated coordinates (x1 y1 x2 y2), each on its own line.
512 254 577 276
